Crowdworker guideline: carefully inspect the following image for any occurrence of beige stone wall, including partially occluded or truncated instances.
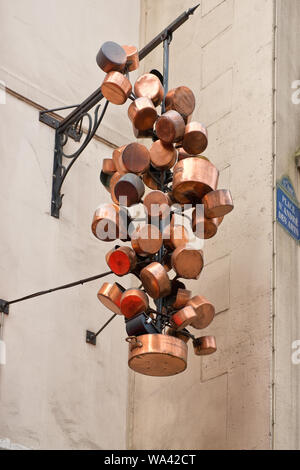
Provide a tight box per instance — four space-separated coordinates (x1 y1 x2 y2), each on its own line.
128 0 274 450
0 0 140 450
273 0 300 450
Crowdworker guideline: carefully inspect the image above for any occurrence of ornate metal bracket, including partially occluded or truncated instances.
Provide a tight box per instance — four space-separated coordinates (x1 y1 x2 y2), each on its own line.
39 4 200 218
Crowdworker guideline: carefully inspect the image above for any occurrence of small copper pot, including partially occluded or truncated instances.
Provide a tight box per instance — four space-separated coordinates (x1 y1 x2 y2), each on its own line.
171 306 198 331
128 97 158 131
91 203 130 242
182 122 208 155
102 158 117 175
187 295 215 330
114 173 145 207
112 146 127 174
131 225 162 257
127 334 187 376
109 172 122 204
140 262 171 299
166 328 190 344
192 209 223 240
142 171 160 190
120 289 149 319
121 143 150 174
172 157 219 204
96 41 127 73
149 140 177 171
134 73 164 107
193 336 217 356
97 282 124 314
122 45 139 72
202 189 234 219
155 110 185 144
105 246 137 276
165 86 195 122
100 171 112 193
171 245 204 280
143 190 171 220
101 71 132 105
172 287 192 310
163 224 190 251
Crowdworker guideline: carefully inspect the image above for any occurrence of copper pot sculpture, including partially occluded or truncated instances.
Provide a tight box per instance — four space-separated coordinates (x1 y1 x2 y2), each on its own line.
193 336 217 356
96 41 127 73
127 334 188 376
101 71 132 105
91 203 130 242
165 86 195 122
131 225 163 257
97 282 124 314
114 173 145 207
172 157 219 204
134 73 164 107
149 140 177 171
140 262 171 299
122 45 139 71
128 97 158 131
120 289 149 319
182 122 208 155
202 189 234 219
171 306 198 331
171 245 204 279
155 110 185 144
186 295 215 329
106 246 137 276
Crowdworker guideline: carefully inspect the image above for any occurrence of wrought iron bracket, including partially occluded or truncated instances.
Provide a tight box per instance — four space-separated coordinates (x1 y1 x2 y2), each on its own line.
86 330 97 345
0 300 9 315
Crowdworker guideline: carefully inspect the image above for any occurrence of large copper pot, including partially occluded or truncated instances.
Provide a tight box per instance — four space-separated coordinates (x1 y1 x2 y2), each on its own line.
172 157 219 204
127 334 188 376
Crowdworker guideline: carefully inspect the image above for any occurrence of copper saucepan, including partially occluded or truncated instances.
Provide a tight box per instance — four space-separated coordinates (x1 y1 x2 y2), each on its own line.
101 71 132 105
96 41 127 73
91 203 130 242
143 190 172 220
186 295 215 329
155 110 185 144
193 336 217 356
131 225 163 257
171 245 204 280
121 143 150 174
102 158 117 175
182 122 208 155
128 97 158 131
120 289 149 319
134 73 164 107
114 173 145 207
202 189 234 219
112 146 127 174
171 306 198 331
172 157 219 204
105 246 137 276
150 140 177 171
192 209 223 240
97 282 124 314
122 45 139 72
165 86 196 122
127 334 188 376
142 171 160 190
140 262 171 299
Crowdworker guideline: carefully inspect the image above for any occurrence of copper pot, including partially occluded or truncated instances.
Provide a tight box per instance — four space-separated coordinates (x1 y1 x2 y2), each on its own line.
186 295 215 329
172 287 192 310
202 189 234 219
97 282 124 314
122 45 139 72
91 203 130 242
149 140 177 171
192 209 223 240
100 171 112 193
128 97 158 131
102 158 117 175
166 328 190 344
114 173 145 207
171 245 204 280
120 289 149 319
127 334 188 376
105 246 137 276
131 225 162 257
193 336 217 356
134 73 164 107
155 110 185 144
142 171 160 190
163 224 190 251
177 147 210 162
171 306 198 331
165 86 195 122
101 71 132 105
143 190 171 220
96 41 127 73
121 143 150 174
109 171 122 204
140 262 171 299
182 122 208 155
172 157 219 204
112 146 127 174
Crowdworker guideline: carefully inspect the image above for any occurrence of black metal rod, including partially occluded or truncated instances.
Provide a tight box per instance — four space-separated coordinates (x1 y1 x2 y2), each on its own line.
4 271 113 308
93 314 117 338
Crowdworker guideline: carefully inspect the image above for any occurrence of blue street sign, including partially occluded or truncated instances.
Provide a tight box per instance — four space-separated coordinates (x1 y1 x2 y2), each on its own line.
276 177 299 243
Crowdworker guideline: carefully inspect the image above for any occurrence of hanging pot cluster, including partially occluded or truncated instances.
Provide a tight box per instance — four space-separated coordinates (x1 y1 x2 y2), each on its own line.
91 40 234 377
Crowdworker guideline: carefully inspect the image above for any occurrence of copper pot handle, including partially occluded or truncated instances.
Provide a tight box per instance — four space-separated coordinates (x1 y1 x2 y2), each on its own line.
126 336 143 351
